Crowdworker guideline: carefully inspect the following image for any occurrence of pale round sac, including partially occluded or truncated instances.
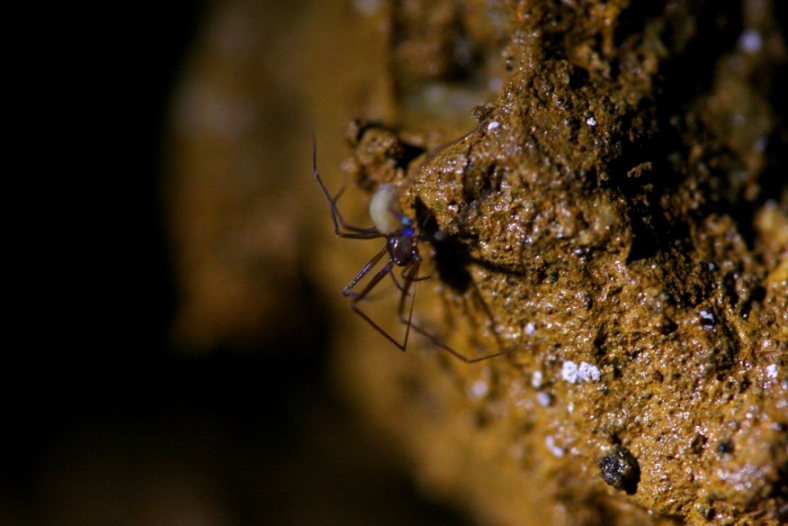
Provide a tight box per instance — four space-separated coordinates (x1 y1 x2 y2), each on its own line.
369 183 409 234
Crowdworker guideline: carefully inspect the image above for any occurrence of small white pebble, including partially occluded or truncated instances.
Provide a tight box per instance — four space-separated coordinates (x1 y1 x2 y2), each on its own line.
578 361 601 382
525 322 536 336
562 361 579 383
766 364 778 379
700 310 715 325
487 120 501 131
537 391 552 407
738 29 762 54
545 435 564 458
469 379 489 399
531 370 543 389
586 116 597 126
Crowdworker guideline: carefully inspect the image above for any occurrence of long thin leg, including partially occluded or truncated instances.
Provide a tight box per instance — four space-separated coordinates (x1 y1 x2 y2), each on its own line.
390 270 407 294
390 254 430 293
459 277 507 353
395 260 421 352
312 133 381 239
390 267 425 293
406 324 520 363
412 123 483 177
404 268 431 282
343 247 388 296
348 260 411 351
398 272 524 364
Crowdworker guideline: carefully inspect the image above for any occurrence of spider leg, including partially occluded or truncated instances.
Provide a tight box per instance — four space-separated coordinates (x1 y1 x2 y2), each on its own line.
390 271 408 294
389 264 430 296
348 260 410 351
398 268 525 363
404 266 431 282
469 278 506 352
343 247 388 296
395 260 421 352
390 267 422 294
406 325 520 363
312 133 381 239
326 186 380 237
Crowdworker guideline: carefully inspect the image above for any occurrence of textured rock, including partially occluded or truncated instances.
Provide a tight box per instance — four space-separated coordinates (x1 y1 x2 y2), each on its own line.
329 1 787 524
167 0 787 524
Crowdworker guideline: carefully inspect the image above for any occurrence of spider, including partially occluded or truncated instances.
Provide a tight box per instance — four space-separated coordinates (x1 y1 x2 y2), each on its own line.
312 135 514 363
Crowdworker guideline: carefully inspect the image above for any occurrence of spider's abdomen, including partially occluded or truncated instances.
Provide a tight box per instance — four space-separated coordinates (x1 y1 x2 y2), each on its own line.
370 184 407 235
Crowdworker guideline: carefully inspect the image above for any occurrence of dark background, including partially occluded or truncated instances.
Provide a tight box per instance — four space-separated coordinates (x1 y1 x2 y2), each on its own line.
2 3 471 525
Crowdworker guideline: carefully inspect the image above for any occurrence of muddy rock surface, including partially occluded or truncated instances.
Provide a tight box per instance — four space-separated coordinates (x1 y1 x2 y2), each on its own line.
166 0 787 524
331 1 787 525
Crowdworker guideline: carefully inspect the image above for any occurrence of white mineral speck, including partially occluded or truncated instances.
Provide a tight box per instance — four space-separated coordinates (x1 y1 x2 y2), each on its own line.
525 322 536 336
586 117 597 126
469 380 489 399
537 391 552 407
578 361 601 382
700 310 715 324
545 435 564 458
562 361 579 383
487 121 501 131
531 370 544 389
738 29 762 54
766 364 778 379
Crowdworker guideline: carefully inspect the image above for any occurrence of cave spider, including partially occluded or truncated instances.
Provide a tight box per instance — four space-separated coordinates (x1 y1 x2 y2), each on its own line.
312 135 514 364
